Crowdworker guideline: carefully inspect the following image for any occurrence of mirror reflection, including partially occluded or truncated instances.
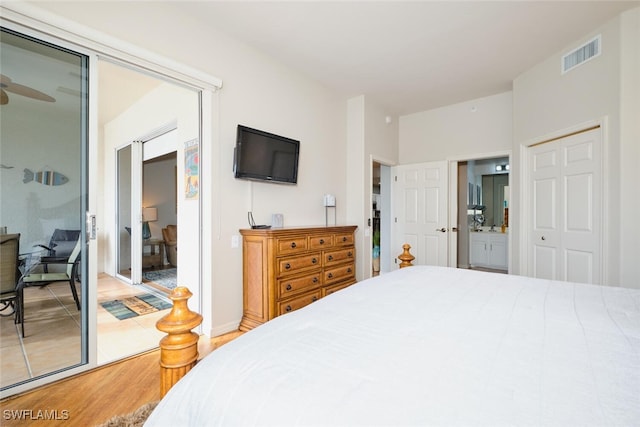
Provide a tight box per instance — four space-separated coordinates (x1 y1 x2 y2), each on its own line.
467 157 510 230
482 173 509 227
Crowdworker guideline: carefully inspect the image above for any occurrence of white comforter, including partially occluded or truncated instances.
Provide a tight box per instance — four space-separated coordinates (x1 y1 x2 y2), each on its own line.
146 266 640 426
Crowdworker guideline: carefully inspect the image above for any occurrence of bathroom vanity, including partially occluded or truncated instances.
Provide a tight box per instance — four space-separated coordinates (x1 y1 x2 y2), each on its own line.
469 231 508 271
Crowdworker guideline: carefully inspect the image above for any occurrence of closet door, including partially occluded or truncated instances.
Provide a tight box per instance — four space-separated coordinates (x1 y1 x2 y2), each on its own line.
529 128 602 284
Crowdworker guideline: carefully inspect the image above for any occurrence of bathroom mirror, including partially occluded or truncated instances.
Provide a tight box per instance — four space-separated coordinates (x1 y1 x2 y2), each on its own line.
481 174 509 227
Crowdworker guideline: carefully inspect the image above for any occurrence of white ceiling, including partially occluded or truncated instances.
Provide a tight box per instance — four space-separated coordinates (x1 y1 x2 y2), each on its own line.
183 1 638 115
9 1 640 120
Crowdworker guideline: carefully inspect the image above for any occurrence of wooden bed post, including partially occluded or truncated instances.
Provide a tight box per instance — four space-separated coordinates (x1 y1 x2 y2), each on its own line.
156 286 203 398
398 244 415 268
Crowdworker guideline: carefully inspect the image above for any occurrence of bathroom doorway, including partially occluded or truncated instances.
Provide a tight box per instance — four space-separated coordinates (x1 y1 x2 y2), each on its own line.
449 154 511 273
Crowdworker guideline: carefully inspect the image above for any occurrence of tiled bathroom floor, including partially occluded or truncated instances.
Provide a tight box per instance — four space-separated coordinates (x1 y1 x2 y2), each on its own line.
0 274 169 389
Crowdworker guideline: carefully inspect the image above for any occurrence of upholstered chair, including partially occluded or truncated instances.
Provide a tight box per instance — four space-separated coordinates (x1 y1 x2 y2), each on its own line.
162 225 177 267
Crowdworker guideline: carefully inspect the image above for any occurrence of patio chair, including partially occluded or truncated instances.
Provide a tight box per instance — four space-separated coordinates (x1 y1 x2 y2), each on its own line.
1 233 24 337
34 229 81 272
22 238 81 310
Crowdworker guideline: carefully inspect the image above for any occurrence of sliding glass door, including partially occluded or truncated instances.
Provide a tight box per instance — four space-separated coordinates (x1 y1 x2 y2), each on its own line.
0 26 92 393
116 142 143 285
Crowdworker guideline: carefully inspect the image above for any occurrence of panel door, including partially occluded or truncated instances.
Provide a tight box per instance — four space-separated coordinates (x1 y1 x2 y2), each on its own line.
392 161 448 267
529 128 601 284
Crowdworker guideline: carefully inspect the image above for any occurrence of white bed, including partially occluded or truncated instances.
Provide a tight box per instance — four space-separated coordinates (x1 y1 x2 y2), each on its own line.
146 266 640 426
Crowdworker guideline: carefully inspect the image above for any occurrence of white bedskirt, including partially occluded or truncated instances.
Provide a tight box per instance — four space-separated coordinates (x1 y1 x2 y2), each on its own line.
146 266 640 426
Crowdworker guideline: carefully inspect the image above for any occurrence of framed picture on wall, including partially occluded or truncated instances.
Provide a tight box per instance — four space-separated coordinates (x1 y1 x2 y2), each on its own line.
184 138 199 200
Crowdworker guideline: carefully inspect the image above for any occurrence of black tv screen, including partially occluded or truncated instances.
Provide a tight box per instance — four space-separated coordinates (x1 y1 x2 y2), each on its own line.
233 125 300 184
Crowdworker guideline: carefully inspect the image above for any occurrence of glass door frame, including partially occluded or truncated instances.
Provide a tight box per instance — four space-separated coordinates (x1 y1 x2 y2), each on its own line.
115 141 144 285
0 19 99 398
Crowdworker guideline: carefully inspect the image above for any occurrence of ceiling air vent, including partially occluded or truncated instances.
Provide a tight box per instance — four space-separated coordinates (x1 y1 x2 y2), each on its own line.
562 35 601 74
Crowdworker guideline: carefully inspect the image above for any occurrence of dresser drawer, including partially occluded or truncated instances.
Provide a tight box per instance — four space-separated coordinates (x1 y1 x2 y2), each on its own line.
276 236 308 255
324 247 355 267
278 290 321 315
309 234 333 250
277 252 321 276
277 272 322 299
324 262 355 285
334 232 354 247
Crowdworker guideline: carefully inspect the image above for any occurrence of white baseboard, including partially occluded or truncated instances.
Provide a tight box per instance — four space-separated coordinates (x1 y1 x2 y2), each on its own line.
208 320 241 338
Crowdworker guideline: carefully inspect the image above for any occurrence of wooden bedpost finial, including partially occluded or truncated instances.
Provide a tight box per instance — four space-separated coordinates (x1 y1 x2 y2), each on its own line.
156 286 203 398
398 244 415 268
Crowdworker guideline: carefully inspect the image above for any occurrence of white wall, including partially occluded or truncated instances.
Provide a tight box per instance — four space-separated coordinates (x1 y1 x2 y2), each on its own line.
346 95 398 280
102 83 200 308
399 92 513 163
30 2 349 334
619 8 640 288
512 8 640 288
346 96 366 279
208 26 347 335
364 99 398 275
0 107 82 249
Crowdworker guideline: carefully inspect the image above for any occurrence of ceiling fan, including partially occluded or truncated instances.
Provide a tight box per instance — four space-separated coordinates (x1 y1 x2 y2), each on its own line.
0 74 56 105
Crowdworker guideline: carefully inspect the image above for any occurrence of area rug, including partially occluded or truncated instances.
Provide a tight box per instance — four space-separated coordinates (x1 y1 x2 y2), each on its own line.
100 294 172 320
96 401 158 427
143 268 177 291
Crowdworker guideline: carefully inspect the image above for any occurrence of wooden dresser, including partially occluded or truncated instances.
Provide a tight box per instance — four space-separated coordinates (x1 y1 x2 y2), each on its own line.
239 225 357 331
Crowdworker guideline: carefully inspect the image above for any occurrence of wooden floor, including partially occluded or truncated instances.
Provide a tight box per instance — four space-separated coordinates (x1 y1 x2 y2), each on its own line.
0 330 243 426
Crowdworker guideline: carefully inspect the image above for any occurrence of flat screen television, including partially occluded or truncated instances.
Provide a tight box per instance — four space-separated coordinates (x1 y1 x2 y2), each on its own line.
233 125 300 184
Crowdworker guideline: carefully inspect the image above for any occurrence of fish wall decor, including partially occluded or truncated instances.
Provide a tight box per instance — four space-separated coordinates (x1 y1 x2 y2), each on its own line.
23 169 69 186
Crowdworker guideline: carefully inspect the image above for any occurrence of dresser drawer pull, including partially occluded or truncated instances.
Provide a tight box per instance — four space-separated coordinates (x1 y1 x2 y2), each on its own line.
286 284 292 291
285 305 292 312
313 277 319 283
285 263 291 270
290 242 297 248
312 296 318 302
319 239 325 244
328 255 334 261
327 273 333 279
348 251 353 257
342 237 347 242
312 258 318 264
347 268 352 273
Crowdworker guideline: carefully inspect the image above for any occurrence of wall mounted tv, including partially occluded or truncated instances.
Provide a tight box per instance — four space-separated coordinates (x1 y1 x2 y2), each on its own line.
233 125 300 184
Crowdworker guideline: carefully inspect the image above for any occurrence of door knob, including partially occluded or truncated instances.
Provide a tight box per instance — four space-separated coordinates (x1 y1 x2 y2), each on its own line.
541 236 546 241
436 227 447 233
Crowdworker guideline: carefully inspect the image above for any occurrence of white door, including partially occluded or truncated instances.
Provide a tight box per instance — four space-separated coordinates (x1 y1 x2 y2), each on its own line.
529 128 602 284
392 161 448 267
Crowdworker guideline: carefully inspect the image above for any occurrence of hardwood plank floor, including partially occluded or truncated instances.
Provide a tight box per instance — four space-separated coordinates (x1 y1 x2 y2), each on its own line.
0 331 243 426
